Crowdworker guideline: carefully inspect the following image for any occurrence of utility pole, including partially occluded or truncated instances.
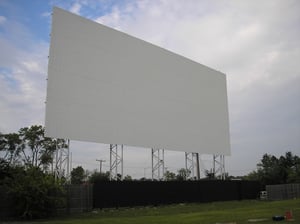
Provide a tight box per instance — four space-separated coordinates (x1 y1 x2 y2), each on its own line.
96 159 105 173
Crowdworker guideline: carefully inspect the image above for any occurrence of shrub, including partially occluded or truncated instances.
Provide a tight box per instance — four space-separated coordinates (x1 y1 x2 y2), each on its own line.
5 166 66 219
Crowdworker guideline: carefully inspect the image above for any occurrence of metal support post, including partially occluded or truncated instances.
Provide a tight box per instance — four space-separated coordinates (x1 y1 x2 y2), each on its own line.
54 139 70 181
185 152 199 180
195 153 200 180
67 139 70 179
109 144 123 180
213 154 225 180
151 148 165 180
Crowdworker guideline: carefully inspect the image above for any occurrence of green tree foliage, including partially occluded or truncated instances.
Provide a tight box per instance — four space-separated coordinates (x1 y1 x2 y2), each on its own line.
164 170 176 181
123 174 133 181
0 125 67 219
71 166 85 184
246 151 300 185
89 171 110 183
139 177 152 181
19 125 67 169
0 125 67 170
0 165 65 219
116 173 122 181
204 169 216 180
0 132 23 166
176 168 191 181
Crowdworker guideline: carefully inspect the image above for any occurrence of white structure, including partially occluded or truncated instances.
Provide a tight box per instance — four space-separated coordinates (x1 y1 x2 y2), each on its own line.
45 8 230 177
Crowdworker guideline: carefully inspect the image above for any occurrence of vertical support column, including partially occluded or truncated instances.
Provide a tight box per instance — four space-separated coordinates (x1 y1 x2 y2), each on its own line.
54 143 59 181
185 152 198 180
109 144 123 180
151 148 165 180
195 153 200 180
66 139 70 180
221 155 225 179
54 139 70 181
120 144 123 180
213 154 225 180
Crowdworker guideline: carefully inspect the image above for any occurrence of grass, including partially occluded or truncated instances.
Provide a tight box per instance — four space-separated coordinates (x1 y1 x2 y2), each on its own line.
2 199 300 224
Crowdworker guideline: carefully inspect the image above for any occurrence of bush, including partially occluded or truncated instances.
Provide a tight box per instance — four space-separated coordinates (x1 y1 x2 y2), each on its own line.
3 166 66 219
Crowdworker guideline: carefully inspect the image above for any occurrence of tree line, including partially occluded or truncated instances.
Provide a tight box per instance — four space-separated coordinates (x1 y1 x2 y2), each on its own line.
71 151 300 185
70 166 193 184
245 151 300 185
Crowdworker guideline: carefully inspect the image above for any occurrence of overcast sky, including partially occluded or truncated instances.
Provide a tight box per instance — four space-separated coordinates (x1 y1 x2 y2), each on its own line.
0 0 299 178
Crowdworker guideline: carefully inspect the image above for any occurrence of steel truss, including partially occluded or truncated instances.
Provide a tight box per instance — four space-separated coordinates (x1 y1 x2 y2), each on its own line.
110 144 123 180
151 148 165 180
185 152 198 180
213 154 225 180
54 139 70 181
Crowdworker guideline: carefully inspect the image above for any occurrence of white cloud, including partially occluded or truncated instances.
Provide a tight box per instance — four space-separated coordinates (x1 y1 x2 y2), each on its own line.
95 6 122 30
0 43 48 133
0 14 48 133
41 11 51 18
70 2 81 14
0 15 6 25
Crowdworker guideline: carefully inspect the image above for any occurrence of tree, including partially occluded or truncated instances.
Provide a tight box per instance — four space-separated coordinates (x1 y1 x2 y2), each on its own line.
0 125 68 219
245 151 300 185
164 170 176 181
18 125 67 169
71 166 85 184
176 168 191 181
245 170 260 181
2 166 65 219
204 169 215 179
139 177 152 181
123 175 133 181
287 156 300 183
116 173 122 181
0 125 67 170
89 171 110 183
0 132 23 166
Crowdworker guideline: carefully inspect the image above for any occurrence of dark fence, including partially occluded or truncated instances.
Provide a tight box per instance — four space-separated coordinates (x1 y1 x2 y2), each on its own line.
93 180 260 208
266 183 300 200
65 184 93 213
1 181 260 218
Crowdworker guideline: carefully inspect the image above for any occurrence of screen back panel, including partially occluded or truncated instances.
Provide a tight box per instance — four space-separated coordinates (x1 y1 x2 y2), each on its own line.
45 7 231 155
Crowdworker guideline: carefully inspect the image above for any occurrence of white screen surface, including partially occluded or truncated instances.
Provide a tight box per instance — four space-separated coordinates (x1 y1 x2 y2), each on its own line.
45 7 231 155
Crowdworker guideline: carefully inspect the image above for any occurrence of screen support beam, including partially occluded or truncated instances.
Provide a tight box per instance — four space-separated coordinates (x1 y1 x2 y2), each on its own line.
185 152 200 180
213 154 225 180
195 153 200 180
151 148 165 180
110 144 123 180
54 139 70 181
